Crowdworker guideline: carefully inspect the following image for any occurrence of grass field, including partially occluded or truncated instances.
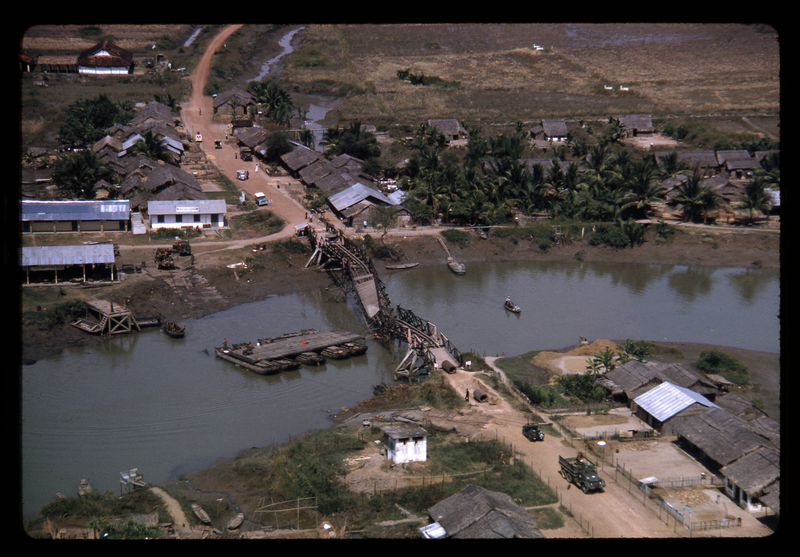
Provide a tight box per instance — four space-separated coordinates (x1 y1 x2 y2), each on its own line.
278 23 780 131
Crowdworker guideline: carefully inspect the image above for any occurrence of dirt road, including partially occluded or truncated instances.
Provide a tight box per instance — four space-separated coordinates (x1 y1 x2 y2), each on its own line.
442 360 686 538
180 24 310 241
149 486 193 537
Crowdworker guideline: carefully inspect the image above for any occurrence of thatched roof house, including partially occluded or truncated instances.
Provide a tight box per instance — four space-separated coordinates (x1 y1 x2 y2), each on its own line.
617 114 655 137
597 360 718 404
421 484 544 539
541 118 568 141
720 447 780 513
426 118 468 143
672 407 777 471
212 86 257 117
280 145 327 175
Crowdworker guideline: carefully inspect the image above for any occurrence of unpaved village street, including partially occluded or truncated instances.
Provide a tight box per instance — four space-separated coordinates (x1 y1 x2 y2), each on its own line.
438 358 773 538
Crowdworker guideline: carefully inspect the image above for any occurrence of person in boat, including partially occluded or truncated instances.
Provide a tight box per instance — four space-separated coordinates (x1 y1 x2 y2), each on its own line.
506 296 512 304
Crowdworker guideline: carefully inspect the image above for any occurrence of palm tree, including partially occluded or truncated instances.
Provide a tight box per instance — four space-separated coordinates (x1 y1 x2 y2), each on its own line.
320 126 342 157
736 180 772 224
298 128 315 149
88 517 102 540
52 149 114 199
129 130 172 163
615 158 665 219
672 165 720 223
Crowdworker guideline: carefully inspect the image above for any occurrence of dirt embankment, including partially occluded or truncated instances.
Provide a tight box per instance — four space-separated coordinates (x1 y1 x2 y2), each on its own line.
19 227 779 365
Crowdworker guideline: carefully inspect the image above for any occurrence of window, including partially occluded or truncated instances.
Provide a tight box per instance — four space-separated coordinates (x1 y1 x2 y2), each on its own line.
157 215 164 223
176 215 182 223
194 214 201 223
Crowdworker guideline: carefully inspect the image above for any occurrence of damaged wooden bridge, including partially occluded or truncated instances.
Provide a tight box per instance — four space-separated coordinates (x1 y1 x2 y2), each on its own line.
306 227 462 380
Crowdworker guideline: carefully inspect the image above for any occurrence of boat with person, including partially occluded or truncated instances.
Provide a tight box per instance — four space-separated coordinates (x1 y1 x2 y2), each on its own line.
162 322 186 338
447 257 466 275
504 297 521 313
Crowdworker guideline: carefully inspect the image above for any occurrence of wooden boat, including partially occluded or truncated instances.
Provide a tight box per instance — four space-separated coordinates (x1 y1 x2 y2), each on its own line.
321 345 350 359
227 513 244 530
162 323 186 338
386 262 419 270
71 318 102 334
296 351 326 365
192 504 211 525
342 342 368 357
504 300 521 313
447 257 466 275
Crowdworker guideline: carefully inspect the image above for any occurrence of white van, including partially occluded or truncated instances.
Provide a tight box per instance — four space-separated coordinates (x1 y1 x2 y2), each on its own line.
254 192 268 206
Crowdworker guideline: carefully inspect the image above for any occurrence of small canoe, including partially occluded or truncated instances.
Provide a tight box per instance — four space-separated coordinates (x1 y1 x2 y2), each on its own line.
504 300 521 313
447 257 466 275
386 262 419 270
227 513 244 530
71 318 102 334
296 351 326 365
192 504 211 524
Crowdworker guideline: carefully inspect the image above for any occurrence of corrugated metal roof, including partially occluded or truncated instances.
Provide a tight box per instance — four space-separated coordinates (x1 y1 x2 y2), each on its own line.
21 244 115 267
147 199 226 215
328 183 392 212
634 382 718 422
21 200 130 221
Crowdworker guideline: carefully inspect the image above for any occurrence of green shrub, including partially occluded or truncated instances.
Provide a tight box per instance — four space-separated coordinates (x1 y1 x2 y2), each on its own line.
588 225 629 248
697 349 748 374
441 229 470 248
697 349 749 385
514 381 562 407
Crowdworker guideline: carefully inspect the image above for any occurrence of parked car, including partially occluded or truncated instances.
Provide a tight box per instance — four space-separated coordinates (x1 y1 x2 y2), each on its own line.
195 132 202 142
237 170 249 181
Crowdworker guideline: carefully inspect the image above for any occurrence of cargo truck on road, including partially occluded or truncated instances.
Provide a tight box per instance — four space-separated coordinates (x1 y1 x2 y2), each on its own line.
559 453 605 493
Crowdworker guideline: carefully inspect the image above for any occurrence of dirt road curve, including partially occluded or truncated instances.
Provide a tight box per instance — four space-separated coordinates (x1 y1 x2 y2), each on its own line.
180 24 309 241
149 487 191 535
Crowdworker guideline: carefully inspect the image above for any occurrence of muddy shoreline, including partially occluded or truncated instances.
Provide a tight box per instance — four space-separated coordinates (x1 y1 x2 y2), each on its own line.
19 228 780 365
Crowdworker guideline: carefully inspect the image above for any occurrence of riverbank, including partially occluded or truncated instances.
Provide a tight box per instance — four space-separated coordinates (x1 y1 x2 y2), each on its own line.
19 226 780 365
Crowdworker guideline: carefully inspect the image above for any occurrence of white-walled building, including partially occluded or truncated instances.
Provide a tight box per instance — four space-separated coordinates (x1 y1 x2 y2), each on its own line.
381 424 428 464
147 199 227 230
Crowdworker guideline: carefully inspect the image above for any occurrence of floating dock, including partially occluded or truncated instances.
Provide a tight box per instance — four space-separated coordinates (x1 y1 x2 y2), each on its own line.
215 328 367 375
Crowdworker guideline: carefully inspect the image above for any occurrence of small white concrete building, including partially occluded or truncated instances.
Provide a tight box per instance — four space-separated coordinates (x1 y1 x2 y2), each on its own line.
381 424 429 464
147 199 227 230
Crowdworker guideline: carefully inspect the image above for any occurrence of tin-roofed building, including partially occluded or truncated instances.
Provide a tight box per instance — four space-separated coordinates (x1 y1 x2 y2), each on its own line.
21 200 130 234
21 244 117 284
147 199 227 230
631 382 718 434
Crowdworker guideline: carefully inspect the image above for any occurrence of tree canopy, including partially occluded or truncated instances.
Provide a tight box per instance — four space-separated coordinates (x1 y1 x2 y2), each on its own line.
59 94 133 146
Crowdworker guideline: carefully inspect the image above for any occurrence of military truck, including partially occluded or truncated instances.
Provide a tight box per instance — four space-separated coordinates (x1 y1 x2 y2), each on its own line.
172 240 191 256
240 147 253 161
559 453 605 493
522 423 547 442
154 248 175 270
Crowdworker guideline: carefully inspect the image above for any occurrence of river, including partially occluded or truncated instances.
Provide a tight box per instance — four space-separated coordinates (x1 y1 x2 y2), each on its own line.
20 260 779 517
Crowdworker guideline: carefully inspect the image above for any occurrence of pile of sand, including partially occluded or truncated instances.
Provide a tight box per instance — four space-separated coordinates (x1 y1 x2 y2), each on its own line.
531 339 620 374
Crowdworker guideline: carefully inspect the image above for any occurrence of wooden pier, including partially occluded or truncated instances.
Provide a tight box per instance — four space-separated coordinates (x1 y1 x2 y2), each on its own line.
215 328 367 375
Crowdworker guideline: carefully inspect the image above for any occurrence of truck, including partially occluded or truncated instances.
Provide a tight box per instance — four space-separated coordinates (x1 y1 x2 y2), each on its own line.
559 453 605 493
172 240 191 256
240 147 253 161
522 423 547 442
254 192 268 206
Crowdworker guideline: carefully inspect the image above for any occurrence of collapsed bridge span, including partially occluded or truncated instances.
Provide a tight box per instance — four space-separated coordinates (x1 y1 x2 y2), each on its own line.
306 227 462 379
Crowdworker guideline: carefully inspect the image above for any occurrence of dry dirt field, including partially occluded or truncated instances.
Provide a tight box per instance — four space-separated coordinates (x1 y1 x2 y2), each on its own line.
281 23 780 126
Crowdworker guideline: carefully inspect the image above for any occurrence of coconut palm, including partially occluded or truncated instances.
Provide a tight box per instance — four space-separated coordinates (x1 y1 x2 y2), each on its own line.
672 165 721 223
52 149 114 199
129 130 172 163
736 180 773 224
615 158 665 219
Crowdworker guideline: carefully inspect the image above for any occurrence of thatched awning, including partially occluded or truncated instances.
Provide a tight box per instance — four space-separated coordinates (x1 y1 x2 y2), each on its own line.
721 447 779 495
